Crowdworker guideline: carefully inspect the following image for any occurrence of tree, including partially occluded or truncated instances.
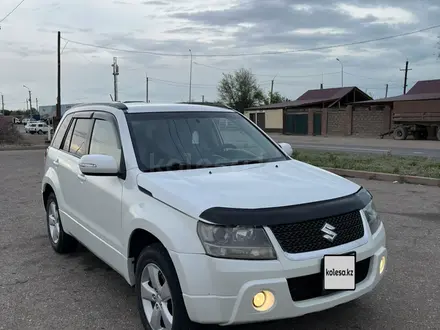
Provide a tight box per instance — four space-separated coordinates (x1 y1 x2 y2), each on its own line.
266 91 290 104
217 68 266 112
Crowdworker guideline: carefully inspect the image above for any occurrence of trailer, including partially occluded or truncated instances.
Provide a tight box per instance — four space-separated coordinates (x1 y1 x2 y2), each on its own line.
380 112 440 141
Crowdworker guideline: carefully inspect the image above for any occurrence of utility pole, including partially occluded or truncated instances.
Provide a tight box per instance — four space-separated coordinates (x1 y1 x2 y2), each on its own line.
145 73 149 103
36 98 39 111
400 60 412 94
270 80 274 104
55 31 62 130
188 49 192 103
26 99 29 110
202 95 204 103
23 85 32 113
385 84 389 98
1 94 4 114
336 58 344 87
112 57 119 101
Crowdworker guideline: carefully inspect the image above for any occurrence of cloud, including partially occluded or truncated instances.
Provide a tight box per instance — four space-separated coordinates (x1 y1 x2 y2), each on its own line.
0 0 438 108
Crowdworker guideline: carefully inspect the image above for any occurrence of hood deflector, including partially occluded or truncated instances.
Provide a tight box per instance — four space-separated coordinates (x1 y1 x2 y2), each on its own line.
199 188 371 226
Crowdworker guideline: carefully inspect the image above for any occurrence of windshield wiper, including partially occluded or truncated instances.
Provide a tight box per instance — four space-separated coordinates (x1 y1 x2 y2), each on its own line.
227 159 266 166
147 162 212 172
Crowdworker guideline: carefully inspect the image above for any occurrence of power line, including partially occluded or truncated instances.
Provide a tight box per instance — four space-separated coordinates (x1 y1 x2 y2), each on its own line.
193 61 341 78
149 77 272 88
0 0 26 24
60 24 440 58
344 71 401 84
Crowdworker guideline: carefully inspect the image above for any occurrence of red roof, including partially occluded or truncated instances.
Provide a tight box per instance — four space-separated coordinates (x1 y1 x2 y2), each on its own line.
297 87 355 101
407 79 440 95
246 86 371 110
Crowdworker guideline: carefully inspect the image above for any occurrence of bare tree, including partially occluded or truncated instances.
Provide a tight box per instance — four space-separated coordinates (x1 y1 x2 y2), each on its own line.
217 68 266 112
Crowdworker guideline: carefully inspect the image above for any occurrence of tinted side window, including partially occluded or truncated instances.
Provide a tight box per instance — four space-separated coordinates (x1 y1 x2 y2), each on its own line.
62 119 76 152
69 118 93 157
51 114 73 149
89 119 122 165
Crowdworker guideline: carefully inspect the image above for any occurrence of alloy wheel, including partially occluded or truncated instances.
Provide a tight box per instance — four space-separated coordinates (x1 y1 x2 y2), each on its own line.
140 263 173 330
47 201 61 244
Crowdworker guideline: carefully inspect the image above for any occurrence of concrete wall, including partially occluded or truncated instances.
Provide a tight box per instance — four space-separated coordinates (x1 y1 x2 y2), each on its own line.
243 109 283 132
327 110 346 135
352 108 384 136
265 109 283 131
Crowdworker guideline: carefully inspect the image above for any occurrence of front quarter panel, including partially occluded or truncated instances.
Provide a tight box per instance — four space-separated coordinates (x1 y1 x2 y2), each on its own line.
122 172 206 255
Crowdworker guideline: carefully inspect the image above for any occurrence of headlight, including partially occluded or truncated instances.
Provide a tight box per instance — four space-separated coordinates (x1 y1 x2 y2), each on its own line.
197 222 277 260
363 200 381 234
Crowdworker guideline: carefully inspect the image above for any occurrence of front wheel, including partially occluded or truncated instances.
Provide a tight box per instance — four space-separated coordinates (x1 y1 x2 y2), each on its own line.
135 243 196 330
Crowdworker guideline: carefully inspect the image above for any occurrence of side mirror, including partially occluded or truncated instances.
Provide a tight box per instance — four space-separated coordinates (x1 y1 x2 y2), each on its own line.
279 142 293 156
79 154 119 176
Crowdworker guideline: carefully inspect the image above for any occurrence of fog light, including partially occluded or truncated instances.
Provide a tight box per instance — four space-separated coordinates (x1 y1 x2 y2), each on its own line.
379 256 386 274
252 290 275 312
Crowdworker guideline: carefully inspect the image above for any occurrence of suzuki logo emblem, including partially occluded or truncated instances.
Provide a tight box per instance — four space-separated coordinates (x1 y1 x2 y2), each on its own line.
321 223 337 242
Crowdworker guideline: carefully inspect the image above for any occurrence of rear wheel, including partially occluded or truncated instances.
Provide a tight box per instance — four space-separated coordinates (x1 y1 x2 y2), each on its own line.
436 127 440 141
37 129 44 135
135 243 196 330
46 193 78 253
393 126 408 140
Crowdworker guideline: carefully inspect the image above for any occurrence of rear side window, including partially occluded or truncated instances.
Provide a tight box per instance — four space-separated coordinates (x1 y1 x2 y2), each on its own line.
68 118 93 157
51 114 73 149
62 119 76 152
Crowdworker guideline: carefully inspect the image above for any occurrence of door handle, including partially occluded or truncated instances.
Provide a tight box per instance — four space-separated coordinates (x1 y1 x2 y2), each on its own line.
77 173 86 182
53 159 59 166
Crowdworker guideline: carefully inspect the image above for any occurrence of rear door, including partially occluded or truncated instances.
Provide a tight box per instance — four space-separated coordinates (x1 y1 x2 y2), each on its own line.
55 112 94 229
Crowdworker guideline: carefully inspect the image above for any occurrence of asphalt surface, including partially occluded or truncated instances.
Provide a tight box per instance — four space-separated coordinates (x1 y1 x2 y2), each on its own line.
270 134 440 159
1 150 440 330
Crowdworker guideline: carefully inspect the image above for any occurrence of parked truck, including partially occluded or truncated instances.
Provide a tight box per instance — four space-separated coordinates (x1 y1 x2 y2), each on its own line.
390 111 440 141
380 111 440 141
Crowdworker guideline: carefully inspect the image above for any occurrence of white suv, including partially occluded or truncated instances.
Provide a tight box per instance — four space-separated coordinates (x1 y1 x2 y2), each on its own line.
41 102 387 329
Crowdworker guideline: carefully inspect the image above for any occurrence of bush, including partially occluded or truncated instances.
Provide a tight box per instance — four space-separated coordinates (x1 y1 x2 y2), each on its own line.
0 118 23 144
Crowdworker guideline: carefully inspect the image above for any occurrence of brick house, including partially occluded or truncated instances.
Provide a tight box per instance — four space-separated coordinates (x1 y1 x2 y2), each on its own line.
244 86 373 135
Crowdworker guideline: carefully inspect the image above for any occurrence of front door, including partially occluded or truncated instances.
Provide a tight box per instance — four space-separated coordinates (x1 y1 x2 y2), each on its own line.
313 113 322 136
79 114 124 255
256 112 266 130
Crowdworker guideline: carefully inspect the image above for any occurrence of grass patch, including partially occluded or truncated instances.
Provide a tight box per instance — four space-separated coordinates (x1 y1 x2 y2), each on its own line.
292 149 440 179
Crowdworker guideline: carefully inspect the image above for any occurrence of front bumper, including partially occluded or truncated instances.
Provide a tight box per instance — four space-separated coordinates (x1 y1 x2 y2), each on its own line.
169 222 387 326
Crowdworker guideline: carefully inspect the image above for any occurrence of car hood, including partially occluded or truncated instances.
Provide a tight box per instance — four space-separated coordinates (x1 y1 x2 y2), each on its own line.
136 159 361 220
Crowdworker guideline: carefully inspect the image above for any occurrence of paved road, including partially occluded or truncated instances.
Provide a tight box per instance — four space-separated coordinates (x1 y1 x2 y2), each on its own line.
1 150 440 329
270 134 440 159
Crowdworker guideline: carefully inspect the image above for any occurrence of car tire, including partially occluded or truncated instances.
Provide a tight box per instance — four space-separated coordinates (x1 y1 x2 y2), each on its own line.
135 243 199 330
46 192 78 254
38 130 43 135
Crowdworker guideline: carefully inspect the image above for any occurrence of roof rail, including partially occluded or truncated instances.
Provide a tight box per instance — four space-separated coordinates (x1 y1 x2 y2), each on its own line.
71 102 128 110
123 100 146 103
176 101 235 110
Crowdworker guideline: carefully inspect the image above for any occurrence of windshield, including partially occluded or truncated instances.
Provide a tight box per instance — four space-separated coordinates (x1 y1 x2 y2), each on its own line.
127 111 288 172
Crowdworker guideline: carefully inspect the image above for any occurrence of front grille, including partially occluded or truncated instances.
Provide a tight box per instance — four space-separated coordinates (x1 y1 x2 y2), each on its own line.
287 257 371 301
268 210 364 254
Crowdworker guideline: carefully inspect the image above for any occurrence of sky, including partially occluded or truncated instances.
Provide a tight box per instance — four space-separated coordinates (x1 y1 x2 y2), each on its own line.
0 0 439 110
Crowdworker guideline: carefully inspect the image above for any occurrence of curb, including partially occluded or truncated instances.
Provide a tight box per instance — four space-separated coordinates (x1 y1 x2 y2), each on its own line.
0 145 48 151
323 167 440 187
